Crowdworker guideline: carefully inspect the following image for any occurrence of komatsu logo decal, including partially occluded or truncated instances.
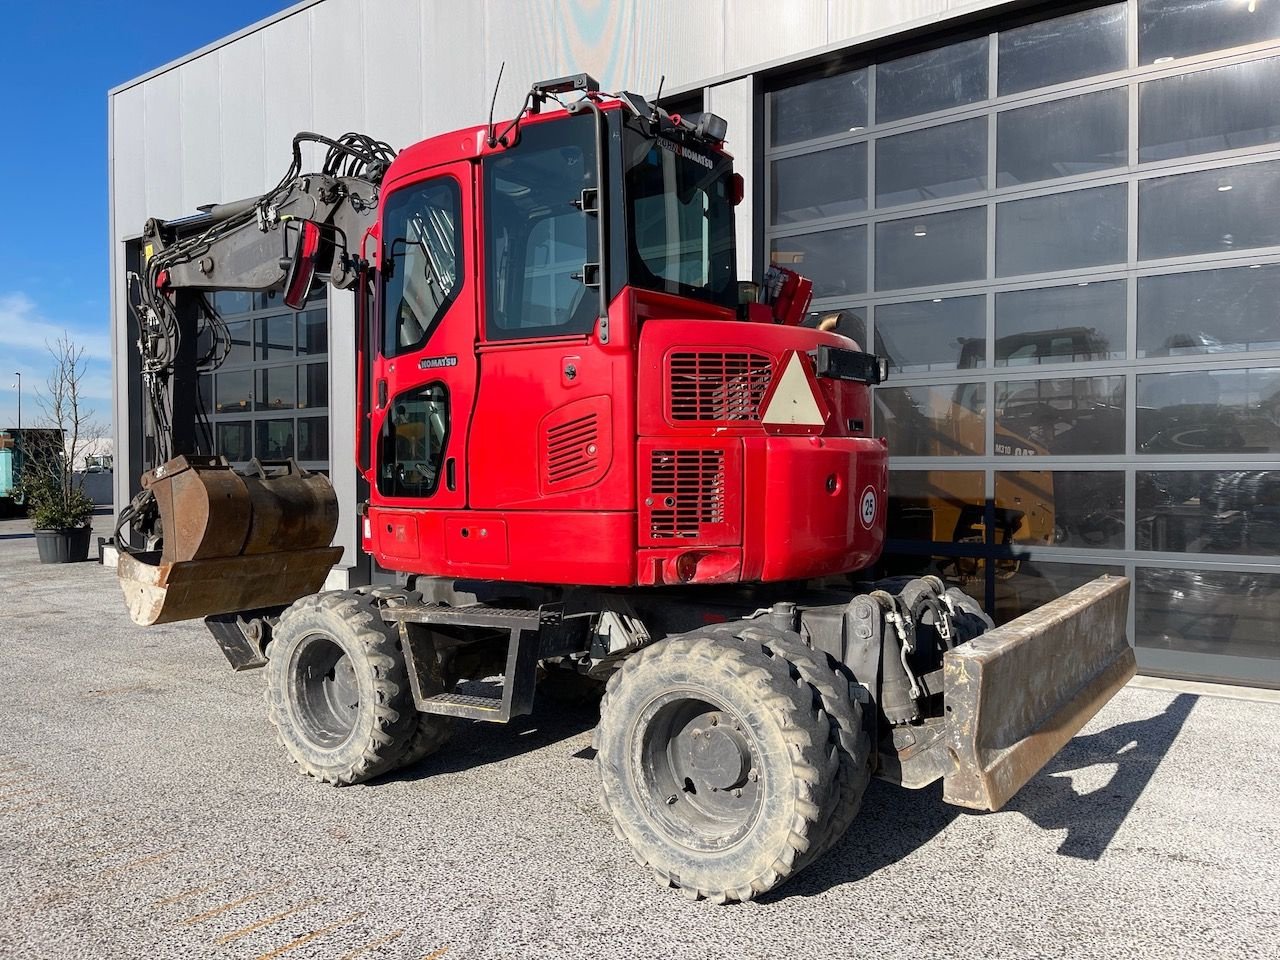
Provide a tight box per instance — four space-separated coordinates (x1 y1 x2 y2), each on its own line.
418 355 458 370
655 137 716 170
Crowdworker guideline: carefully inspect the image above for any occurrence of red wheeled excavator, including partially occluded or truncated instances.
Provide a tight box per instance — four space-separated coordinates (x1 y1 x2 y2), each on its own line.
116 75 1135 903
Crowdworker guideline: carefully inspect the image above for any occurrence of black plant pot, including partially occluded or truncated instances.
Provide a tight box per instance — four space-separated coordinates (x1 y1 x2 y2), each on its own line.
34 526 92 563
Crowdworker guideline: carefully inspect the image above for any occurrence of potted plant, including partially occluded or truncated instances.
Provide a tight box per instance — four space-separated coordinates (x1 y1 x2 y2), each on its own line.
22 336 102 563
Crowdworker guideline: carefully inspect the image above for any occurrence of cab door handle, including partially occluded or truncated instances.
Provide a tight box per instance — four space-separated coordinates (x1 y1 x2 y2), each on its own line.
446 458 456 491
376 379 387 409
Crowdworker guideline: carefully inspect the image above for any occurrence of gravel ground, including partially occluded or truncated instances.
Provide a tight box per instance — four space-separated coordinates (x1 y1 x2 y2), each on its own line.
1 512 1278 960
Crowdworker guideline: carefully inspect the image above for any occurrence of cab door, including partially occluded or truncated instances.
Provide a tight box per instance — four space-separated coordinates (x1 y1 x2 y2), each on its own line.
371 163 477 520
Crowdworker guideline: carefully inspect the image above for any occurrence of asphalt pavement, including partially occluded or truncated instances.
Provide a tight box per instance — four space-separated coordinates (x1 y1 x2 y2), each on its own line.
1 513 1277 960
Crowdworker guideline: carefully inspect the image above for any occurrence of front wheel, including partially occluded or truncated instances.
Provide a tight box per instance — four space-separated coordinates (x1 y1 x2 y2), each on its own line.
595 630 833 903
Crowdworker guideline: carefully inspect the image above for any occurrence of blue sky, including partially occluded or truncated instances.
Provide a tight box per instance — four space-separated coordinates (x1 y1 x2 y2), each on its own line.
0 1 290 433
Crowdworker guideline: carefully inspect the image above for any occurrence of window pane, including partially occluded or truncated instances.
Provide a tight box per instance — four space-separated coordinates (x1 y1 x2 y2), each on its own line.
215 369 252 414
996 471 1126 549
386 178 463 352
771 143 867 225
875 382 986 456
996 184 1127 277
875 207 987 291
255 366 296 412
771 226 867 299
216 421 252 462
995 281 1127 366
996 89 1127 187
1137 366 1280 454
887 470 985 542
212 290 252 316
297 416 329 462
256 419 295 460
1140 56 1280 162
996 561 1125 624
998 4 1128 96
995 375 1125 455
1137 262 1280 357
226 319 252 366
378 383 449 498
875 118 987 208
876 37 989 124
1138 470 1280 555
1139 0 1280 65
1139 160 1280 259
297 309 327 355
1136 567 1280 662
299 362 328 410
803 307 867 348
198 374 213 414
256 315 294 361
770 68 869 146
876 296 986 373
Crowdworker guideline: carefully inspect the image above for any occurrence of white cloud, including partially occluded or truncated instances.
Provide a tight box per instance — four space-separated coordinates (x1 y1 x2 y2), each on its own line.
0 292 111 362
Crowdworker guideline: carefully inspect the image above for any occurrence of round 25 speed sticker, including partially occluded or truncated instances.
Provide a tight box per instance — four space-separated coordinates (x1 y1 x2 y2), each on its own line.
859 486 878 529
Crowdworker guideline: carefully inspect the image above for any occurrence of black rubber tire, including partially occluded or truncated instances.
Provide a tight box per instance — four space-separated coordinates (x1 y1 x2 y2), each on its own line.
265 590 419 785
746 628 872 869
595 630 832 903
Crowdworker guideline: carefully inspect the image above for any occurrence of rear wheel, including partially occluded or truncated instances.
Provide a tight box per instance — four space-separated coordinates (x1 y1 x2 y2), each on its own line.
265 591 444 785
595 630 832 903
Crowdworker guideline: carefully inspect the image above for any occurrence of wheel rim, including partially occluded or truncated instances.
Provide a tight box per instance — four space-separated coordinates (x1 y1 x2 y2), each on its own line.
291 634 360 748
636 692 764 851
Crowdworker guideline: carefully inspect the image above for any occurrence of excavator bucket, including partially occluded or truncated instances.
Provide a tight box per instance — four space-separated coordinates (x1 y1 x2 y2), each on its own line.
942 575 1135 811
117 456 343 626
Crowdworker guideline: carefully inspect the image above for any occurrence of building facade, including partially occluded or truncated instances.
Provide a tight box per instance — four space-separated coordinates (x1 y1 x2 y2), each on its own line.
110 0 1280 687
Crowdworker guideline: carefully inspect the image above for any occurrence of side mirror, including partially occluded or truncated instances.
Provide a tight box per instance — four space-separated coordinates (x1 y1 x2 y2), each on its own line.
282 220 321 310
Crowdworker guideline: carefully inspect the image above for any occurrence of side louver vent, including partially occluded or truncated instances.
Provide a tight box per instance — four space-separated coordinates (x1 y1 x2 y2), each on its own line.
649 449 726 539
546 412 599 485
668 351 773 423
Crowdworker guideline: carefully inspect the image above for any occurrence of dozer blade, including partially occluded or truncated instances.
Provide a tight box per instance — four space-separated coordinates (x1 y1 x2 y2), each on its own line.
117 456 343 626
942 575 1135 812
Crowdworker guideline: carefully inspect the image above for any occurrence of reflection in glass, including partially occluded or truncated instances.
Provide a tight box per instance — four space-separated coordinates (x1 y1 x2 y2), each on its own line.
1137 263 1280 357
876 296 985 373
1139 0 1280 66
995 561 1125 625
771 226 867 299
216 421 252 462
299 362 328 409
1140 56 1280 162
875 382 986 457
996 471 1126 549
996 183 1127 277
998 3 1128 96
995 375 1125 456
772 143 867 225
995 281 1126 366
876 37 989 124
255 366 296 411
996 89 1127 187
875 207 986 291
1139 159 1280 259
212 290 252 316
297 416 329 462
1138 470 1280 555
1136 567 1280 662
257 315 294 361
197 374 213 414
256 419 295 460
1137 366 1280 454
803 307 867 348
297 309 327 355
770 69 869 146
887 470 985 542
215 369 253 414
875 118 987 208
226 319 252 366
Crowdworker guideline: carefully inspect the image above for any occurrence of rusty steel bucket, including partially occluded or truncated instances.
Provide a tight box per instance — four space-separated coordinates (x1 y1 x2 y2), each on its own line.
117 456 343 626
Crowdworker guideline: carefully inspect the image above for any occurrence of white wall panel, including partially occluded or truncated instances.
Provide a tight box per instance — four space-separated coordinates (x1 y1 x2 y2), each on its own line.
141 69 185 222
557 0 633 92
623 0 724 93
421 0 487 137
725 0 827 74
827 0 958 43
263 11 316 175
178 54 222 215
364 0 425 149
218 33 269 201
111 86 147 240
484 0 561 121
706 77 754 279
309 0 366 155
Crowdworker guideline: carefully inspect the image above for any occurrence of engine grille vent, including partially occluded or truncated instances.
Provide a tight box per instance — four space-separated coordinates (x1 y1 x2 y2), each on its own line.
545 413 599 485
668 351 773 423
649 449 726 539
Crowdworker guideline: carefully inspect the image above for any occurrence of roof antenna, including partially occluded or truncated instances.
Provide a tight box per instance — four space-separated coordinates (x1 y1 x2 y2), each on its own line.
486 61 506 148
655 74 665 103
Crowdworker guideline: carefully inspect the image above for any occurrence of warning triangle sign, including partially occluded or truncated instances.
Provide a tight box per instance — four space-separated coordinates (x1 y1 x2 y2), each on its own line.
761 352 826 427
